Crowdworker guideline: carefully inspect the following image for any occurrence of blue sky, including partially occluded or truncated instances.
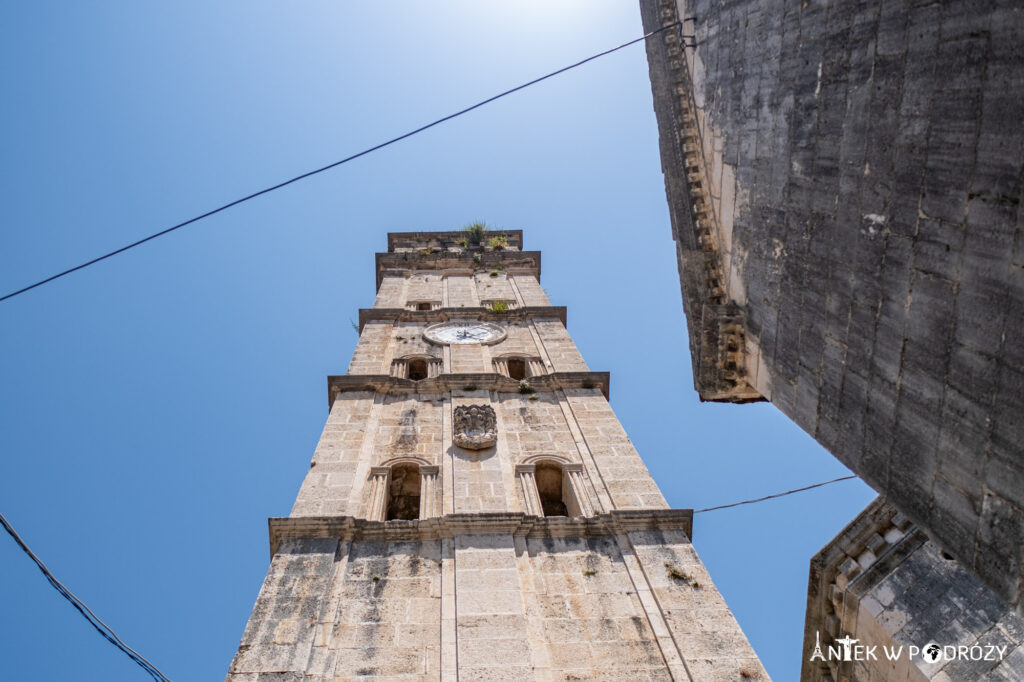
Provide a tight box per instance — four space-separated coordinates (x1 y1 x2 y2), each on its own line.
0 3 875 680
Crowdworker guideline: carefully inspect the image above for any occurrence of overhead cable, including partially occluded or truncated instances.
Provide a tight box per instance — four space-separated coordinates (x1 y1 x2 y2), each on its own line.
0 511 172 682
0 21 682 304
693 475 859 514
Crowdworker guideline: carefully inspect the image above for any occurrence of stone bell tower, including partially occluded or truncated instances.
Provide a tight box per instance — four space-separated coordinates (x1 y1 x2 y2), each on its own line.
225 230 768 680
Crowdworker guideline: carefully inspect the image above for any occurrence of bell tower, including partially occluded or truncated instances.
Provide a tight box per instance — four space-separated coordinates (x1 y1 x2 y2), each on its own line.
225 229 768 681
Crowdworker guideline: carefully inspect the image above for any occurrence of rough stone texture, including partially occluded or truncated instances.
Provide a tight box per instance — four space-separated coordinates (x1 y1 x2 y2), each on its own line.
802 497 1024 681
227 231 768 680
641 0 1024 611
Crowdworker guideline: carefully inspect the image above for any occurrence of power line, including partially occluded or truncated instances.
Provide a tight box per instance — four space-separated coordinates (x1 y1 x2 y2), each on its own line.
0 21 682 305
0 511 172 682
693 475 858 514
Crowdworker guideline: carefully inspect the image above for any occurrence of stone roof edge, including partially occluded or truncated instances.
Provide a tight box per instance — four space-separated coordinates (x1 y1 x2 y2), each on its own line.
387 230 524 252
640 0 762 404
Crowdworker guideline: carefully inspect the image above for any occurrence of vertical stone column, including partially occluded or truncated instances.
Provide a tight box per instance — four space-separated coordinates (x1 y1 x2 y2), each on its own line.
493 357 509 377
515 464 543 516
419 465 440 519
527 358 546 377
564 463 595 517
367 466 390 521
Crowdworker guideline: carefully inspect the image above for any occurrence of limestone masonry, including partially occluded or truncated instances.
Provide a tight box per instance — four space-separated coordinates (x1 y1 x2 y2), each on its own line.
640 0 1024 616
802 497 1024 680
225 231 767 680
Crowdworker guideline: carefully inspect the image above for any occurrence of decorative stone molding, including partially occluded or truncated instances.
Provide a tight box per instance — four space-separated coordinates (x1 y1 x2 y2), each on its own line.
268 509 695 556
640 0 763 404
563 463 596 517
367 466 392 522
514 464 543 516
418 465 439 520
480 298 518 311
453 405 497 450
802 498 918 682
375 250 541 290
357 305 567 330
328 371 611 405
405 300 441 311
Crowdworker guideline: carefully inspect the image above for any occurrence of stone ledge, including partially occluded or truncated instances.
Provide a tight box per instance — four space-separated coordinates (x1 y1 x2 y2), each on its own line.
375 250 541 290
387 230 524 252
327 371 611 404
358 306 568 331
267 509 694 557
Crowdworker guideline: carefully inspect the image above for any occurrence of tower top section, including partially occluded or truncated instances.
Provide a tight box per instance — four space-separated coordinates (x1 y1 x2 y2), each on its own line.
387 229 523 253
376 229 540 290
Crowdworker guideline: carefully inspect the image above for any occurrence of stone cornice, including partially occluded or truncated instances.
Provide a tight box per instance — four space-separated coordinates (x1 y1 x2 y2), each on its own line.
327 371 611 404
640 0 763 404
358 306 568 331
268 509 693 557
375 250 542 290
387 230 524 252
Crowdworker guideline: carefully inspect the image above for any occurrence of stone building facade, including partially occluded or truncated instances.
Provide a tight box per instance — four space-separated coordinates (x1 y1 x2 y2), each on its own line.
225 230 768 680
639 0 1024 613
802 497 1024 681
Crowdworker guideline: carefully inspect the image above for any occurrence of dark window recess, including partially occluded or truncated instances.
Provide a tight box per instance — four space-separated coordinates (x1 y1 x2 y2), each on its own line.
507 358 527 381
408 359 428 381
536 463 568 517
386 465 421 521
417 302 433 311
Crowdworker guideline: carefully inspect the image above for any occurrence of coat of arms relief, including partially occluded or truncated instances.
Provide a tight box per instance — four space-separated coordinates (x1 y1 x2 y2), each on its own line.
453 405 497 450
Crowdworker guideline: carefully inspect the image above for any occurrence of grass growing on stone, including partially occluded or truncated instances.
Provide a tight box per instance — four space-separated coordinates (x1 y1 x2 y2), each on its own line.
463 222 487 245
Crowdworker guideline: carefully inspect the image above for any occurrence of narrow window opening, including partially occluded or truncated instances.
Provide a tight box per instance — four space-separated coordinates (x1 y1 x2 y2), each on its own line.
386 464 421 520
507 358 528 381
536 463 567 517
417 302 433 311
408 359 428 381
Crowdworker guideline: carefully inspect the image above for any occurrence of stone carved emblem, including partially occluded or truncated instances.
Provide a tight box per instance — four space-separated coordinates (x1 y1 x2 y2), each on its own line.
453 405 497 450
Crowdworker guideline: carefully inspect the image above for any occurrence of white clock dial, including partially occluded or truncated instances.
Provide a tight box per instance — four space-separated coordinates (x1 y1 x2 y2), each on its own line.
423 321 506 345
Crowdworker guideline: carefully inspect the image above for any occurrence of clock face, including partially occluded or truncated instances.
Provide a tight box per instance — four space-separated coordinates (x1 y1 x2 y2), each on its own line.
423 321 506 345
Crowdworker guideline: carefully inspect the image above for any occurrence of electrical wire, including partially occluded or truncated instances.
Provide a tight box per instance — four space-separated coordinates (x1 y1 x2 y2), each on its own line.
0 21 682 305
693 475 858 514
0 512 172 682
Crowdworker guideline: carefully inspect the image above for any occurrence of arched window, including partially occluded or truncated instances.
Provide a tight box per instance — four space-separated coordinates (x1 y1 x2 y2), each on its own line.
506 358 527 381
516 460 595 518
408 358 428 381
390 355 442 380
493 354 545 379
535 463 568 517
386 463 421 520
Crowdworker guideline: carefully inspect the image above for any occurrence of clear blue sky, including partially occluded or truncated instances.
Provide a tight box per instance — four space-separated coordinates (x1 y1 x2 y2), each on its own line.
0 3 875 680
